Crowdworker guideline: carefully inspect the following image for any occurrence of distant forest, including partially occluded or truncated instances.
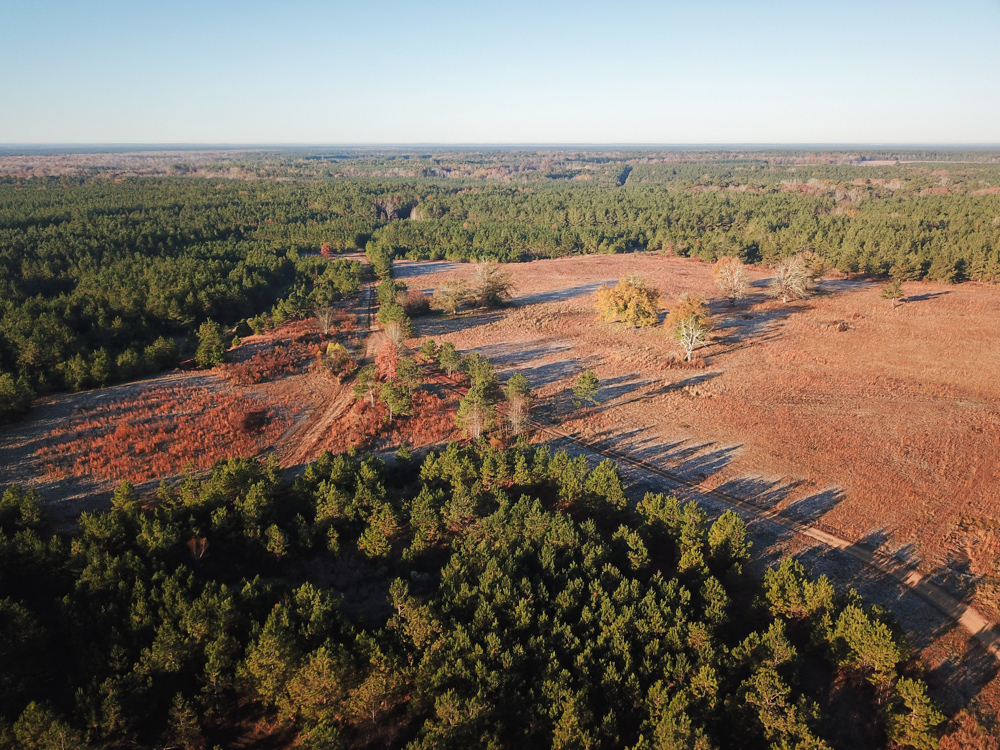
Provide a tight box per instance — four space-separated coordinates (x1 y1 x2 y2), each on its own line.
2 148 1000 419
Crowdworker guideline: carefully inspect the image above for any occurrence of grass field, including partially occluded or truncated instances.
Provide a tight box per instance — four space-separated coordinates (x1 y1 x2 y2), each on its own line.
398 255 1000 617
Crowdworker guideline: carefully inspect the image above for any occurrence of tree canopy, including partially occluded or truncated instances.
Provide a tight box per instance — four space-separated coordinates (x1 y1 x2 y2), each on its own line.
0 442 945 748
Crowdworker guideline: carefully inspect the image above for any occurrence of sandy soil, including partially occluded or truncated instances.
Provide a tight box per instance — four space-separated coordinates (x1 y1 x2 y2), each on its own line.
397 255 1000 613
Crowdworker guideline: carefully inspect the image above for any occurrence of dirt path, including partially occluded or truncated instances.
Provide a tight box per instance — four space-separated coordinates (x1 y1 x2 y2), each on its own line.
275 282 382 468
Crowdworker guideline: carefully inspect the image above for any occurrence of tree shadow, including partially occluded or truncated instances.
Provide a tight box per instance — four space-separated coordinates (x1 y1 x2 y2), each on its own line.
518 359 595 391
713 475 809 511
781 487 847 524
589 374 656 412
925 550 982 603
393 260 463 279
609 436 741 483
905 291 950 303
644 371 723 398
817 278 869 293
541 373 647 421
414 310 503 338
712 302 803 349
514 281 612 307
670 444 742 481
471 342 575 370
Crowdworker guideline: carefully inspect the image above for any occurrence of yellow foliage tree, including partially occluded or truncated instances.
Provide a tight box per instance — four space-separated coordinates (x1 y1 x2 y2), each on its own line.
594 274 661 327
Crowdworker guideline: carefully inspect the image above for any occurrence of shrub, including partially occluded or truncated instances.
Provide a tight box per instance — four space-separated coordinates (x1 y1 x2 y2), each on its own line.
594 274 661 327
404 290 431 317
223 344 310 385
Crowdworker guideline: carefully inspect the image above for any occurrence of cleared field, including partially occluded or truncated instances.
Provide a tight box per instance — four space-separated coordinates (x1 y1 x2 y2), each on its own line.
0 311 458 522
3 252 1000 718
399 254 1000 618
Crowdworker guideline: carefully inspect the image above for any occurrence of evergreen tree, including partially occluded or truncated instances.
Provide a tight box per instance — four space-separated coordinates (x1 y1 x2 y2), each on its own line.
572 370 601 409
195 320 227 369
881 277 906 308
436 342 462 377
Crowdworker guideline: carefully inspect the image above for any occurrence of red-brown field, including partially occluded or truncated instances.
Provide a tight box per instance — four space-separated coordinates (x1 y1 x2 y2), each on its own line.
398 254 1000 616
35 383 291 484
0 310 460 519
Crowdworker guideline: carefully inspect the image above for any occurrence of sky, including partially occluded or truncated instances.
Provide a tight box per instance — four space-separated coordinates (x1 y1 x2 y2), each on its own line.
2 0 999 145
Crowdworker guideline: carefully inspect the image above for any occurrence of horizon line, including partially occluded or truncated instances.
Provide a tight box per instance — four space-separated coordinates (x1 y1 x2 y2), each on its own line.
3 142 1000 152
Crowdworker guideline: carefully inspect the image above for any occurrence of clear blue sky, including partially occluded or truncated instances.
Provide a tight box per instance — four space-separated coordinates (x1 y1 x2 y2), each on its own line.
2 0 998 144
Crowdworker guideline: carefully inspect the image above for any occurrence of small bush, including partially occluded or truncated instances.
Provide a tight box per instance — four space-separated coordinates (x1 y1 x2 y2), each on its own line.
404 290 431 317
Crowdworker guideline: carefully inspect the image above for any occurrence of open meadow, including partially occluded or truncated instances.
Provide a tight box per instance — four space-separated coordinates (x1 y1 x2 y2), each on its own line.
398 255 1000 615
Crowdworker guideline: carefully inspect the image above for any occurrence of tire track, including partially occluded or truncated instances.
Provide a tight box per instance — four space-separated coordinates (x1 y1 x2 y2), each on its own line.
277 283 379 467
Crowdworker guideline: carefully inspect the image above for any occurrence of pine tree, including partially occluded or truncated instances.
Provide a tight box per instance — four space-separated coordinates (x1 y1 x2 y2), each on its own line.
433 278 470 316
572 370 601 409
437 342 462 376
881 277 906 308
195 320 226 369
473 261 514 308
353 364 379 405
379 381 413 423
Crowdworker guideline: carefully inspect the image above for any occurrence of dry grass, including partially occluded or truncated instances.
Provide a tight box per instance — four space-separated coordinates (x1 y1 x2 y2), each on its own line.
399 254 1000 611
35 383 291 484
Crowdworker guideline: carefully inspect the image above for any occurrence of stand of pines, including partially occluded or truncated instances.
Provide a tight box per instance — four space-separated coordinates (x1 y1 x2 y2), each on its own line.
572 370 601 410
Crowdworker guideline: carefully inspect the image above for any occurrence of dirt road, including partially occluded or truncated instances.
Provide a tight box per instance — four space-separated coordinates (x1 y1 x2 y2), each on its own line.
275 282 383 467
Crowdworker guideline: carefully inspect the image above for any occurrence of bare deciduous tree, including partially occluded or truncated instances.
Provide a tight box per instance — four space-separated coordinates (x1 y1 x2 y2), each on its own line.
675 316 710 361
314 304 336 335
503 372 533 435
712 256 750 304
768 255 815 304
665 294 714 361
383 318 409 348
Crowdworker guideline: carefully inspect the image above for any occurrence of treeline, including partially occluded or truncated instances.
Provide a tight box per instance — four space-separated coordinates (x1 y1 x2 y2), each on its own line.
0 442 945 749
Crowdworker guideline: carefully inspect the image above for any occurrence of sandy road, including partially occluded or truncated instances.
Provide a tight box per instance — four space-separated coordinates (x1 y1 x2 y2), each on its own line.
275 283 381 468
